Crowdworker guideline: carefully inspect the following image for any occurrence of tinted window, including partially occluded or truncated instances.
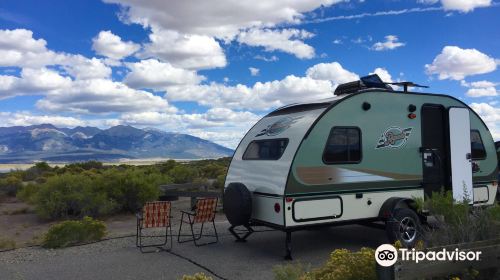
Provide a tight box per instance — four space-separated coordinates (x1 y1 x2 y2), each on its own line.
323 127 361 164
243 139 289 160
470 130 486 159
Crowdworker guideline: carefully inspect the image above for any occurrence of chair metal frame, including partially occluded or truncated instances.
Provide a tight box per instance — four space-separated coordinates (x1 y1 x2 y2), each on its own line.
136 201 173 253
177 197 219 246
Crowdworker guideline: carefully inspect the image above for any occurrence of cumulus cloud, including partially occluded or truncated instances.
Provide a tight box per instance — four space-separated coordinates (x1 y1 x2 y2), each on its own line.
425 46 497 80
371 35 405 51
124 59 205 90
370 68 393 82
0 111 87 127
469 102 500 140
138 28 227 70
0 68 72 99
237 28 316 59
104 0 341 39
249 67 260 76
462 80 499 97
92 30 140 60
166 74 335 111
36 79 176 114
305 62 359 84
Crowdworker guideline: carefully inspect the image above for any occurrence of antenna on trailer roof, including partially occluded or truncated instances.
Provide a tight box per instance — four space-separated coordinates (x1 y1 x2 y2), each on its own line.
386 81 429 93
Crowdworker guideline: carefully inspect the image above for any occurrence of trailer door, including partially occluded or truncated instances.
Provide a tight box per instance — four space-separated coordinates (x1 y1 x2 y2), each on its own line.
449 108 473 203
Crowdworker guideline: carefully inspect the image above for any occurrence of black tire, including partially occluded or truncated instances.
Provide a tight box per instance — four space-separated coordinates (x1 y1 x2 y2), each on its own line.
385 208 421 248
223 183 252 226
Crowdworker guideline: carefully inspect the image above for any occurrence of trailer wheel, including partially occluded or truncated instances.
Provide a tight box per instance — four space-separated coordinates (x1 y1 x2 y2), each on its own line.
385 208 421 247
223 183 252 226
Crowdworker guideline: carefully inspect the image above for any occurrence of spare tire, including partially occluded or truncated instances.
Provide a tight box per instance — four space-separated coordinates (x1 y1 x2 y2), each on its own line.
224 182 252 226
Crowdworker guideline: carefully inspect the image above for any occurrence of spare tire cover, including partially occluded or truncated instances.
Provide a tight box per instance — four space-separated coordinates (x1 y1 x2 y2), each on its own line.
223 182 252 226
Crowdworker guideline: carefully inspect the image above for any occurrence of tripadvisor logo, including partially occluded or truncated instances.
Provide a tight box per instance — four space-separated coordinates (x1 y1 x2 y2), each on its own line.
374 244 482 266
376 126 412 149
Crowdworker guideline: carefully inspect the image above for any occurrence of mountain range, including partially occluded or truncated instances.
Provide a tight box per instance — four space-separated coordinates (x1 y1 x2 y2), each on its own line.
0 124 233 163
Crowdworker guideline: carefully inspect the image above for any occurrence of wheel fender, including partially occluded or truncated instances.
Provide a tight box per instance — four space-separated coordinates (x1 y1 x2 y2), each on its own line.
378 197 417 220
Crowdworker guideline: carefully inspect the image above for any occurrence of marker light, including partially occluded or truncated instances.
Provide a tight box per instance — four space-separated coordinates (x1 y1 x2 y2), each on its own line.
274 203 281 213
285 197 293 203
408 113 417 119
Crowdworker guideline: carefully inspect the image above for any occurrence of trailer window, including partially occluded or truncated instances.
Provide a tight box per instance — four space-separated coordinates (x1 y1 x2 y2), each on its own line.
243 139 289 160
470 130 486 159
323 127 361 164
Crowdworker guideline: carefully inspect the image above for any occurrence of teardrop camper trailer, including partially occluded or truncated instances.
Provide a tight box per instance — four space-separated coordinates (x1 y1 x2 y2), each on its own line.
223 75 498 259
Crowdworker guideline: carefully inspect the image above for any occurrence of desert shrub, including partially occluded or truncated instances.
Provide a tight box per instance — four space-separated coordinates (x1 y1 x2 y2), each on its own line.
169 165 198 184
0 237 16 250
42 216 106 248
0 175 23 196
181 273 213 280
212 174 226 189
419 190 500 246
98 168 165 212
17 183 39 203
301 247 376 280
273 263 308 280
22 162 53 181
34 173 116 219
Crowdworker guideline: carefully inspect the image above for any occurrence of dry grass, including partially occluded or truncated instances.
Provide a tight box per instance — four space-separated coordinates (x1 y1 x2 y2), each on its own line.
0 236 16 250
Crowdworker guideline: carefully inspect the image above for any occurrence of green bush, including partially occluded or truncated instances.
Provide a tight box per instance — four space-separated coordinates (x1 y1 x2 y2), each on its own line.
0 236 16 250
0 175 23 196
418 190 500 246
169 165 198 183
301 248 376 280
274 263 308 280
34 173 116 219
181 273 213 280
42 216 106 248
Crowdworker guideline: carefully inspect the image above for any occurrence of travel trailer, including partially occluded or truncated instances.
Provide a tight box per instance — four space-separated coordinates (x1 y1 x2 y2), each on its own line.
223 75 498 259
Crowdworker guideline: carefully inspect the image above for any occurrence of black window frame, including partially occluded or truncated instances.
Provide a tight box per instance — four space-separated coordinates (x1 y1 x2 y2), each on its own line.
242 138 289 160
322 126 362 164
470 129 487 160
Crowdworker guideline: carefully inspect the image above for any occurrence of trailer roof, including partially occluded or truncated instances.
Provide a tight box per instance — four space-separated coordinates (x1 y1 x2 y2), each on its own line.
266 95 346 117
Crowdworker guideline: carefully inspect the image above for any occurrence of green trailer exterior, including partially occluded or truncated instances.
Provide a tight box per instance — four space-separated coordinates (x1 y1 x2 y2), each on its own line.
223 76 498 258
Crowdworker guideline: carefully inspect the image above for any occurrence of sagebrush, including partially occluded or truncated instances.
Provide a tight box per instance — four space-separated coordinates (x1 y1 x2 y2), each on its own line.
42 216 106 248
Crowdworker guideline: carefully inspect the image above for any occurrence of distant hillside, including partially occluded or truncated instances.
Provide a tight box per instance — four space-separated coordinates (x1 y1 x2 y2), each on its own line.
0 124 233 163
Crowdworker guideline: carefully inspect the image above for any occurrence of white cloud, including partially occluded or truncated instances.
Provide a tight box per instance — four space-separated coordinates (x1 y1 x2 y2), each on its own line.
371 35 405 51
332 39 343 44
92 30 140 60
469 102 500 140
36 79 176 114
0 68 72 99
166 74 335 111
124 59 205 90
0 29 112 81
237 28 315 59
249 67 260 76
63 56 112 80
138 28 227 70
425 46 497 80
306 62 359 84
370 68 393 82
254 55 278 62
466 87 498 97
104 0 341 39
0 111 87 127
420 0 492 13
461 79 499 97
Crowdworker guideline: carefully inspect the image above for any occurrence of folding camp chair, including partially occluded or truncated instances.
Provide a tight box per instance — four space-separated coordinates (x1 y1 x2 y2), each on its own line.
136 201 173 253
177 197 218 246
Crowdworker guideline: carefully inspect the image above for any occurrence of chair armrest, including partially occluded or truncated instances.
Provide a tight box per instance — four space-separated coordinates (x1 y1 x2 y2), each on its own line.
136 212 143 220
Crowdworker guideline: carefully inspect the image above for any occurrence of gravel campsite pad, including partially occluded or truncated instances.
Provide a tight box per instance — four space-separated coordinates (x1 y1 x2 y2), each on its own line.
0 219 386 280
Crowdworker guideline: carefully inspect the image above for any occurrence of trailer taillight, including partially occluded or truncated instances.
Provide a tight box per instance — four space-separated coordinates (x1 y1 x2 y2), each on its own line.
493 181 498 187
274 203 281 213
285 197 293 203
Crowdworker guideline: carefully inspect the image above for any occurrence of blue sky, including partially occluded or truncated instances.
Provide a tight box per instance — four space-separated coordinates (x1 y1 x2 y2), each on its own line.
0 0 499 148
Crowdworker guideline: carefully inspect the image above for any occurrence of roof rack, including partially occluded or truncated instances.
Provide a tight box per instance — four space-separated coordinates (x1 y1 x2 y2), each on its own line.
334 74 393 95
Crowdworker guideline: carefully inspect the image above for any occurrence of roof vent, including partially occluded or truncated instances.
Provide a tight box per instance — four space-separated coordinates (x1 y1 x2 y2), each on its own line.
334 74 393 95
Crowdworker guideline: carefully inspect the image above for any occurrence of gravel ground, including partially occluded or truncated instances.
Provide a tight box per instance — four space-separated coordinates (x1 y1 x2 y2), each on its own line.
0 220 388 280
